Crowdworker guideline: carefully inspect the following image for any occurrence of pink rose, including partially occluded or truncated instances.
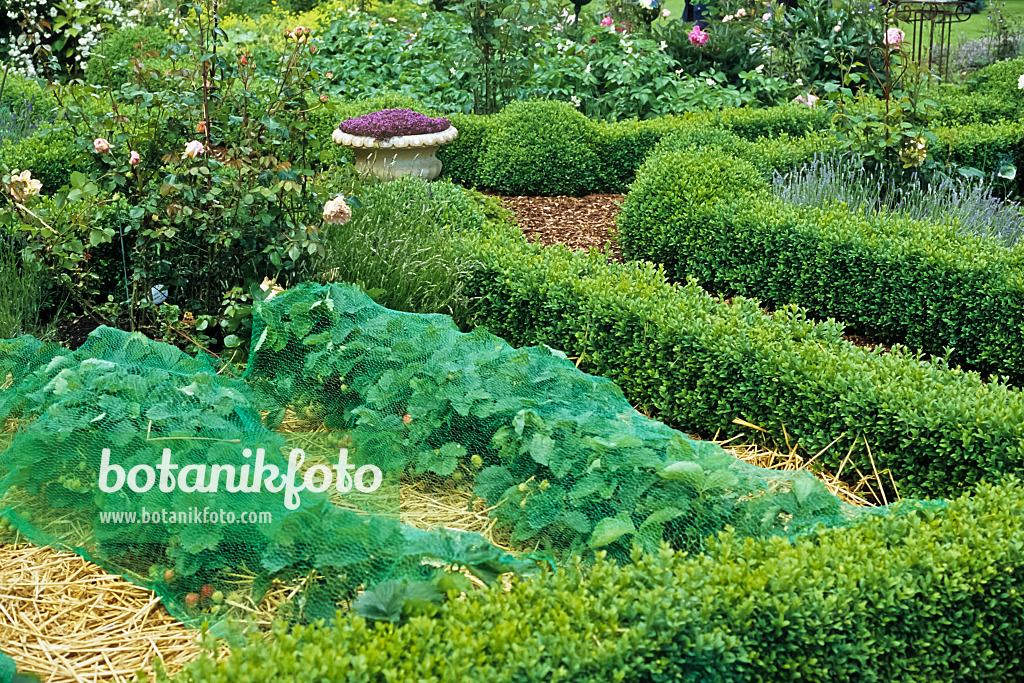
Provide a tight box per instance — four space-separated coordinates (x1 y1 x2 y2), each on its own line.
600 16 614 27
129 151 141 166
762 12 771 21
615 25 626 32
184 140 205 159
94 138 110 153
662 8 671 17
688 25 709 47
884 27 904 47
792 92 819 107
326 71 333 78
320 93 328 102
736 8 746 17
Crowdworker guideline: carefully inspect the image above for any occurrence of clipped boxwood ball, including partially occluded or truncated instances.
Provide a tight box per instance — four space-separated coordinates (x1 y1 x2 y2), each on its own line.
478 100 600 197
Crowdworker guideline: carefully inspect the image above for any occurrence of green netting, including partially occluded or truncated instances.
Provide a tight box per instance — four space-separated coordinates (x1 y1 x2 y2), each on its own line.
0 649 14 683
0 282 902 630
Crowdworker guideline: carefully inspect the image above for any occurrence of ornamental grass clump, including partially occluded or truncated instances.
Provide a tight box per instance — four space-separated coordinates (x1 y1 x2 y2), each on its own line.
338 109 451 141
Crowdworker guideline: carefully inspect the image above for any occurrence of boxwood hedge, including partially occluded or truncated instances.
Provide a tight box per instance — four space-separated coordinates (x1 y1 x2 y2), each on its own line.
618 146 1024 383
435 98 1024 197
438 101 834 194
456 222 1024 500
165 477 1024 682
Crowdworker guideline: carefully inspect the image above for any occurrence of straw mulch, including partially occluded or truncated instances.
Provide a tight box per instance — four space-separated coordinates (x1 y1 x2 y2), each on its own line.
0 544 205 683
714 419 896 507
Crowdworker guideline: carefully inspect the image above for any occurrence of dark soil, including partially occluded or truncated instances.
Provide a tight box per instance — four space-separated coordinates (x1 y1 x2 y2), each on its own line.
54 314 102 349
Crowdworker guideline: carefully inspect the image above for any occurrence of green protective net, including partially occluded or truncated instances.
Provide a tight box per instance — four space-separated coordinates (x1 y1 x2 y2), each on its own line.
0 282 883 629
0 649 14 683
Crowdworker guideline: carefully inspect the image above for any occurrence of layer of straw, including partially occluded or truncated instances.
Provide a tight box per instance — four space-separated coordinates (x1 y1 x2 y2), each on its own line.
0 544 206 683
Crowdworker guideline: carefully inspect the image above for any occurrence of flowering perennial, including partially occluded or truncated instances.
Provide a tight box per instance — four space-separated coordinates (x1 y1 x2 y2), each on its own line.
792 92 819 107
338 109 451 141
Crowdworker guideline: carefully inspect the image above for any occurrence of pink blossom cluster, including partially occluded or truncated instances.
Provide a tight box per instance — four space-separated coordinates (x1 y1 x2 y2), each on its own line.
688 25 709 47
792 92 819 107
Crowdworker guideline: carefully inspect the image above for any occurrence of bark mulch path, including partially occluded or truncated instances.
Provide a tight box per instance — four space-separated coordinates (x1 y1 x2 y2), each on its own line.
491 191 901 355
491 193 624 262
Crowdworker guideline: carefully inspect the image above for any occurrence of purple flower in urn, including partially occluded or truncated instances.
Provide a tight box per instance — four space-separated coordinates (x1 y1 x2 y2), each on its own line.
338 109 451 141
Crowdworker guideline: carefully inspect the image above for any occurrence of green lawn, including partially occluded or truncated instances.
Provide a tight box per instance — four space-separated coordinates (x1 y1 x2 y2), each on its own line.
654 0 1024 45
950 0 1024 42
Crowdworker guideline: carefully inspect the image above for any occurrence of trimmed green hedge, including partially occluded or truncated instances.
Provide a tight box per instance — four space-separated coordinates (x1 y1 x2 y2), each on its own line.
84 25 171 87
618 146 1024 383
438 101 834 194
456 221 1024 499
477 100 601 197
434 98 1024 196
166 477 1024 682
934 56 1024 127
436 112 492 187
0 128 86 193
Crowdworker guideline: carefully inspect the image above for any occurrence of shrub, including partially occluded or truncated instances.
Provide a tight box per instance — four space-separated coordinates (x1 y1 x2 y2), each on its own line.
618 146 768 268
932 120 1024 194
703 102 832 141
436 112 492 187
591 119 666 193
619 146 1024 385
752 129 842 171
165 477 1024 683
961 55 1024 106
648 126 767 173
84 25 171 87
477 100 600 197
459 220 1024 499
934 88 1020 126
0 128 87 193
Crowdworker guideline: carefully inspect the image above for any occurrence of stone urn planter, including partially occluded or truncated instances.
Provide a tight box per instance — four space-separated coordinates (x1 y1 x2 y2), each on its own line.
331 109 458 182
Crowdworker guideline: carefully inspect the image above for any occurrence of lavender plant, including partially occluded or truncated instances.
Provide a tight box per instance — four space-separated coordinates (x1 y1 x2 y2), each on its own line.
773 153 1024 248
338 109 451 140
935 4 1024 74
